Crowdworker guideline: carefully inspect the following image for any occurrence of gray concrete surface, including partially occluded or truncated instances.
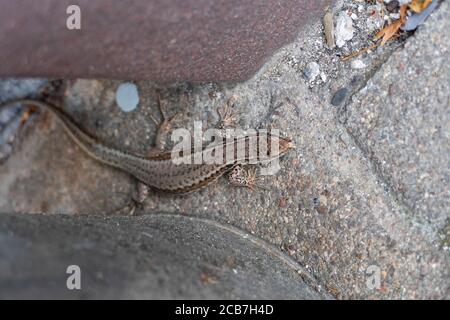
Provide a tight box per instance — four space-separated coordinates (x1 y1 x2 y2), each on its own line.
0 213 328 299
0 0 448 299
342 0 450 232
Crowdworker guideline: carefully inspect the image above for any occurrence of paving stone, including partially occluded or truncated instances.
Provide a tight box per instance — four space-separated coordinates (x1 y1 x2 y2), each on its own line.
342 0 450 248
0 213 328 299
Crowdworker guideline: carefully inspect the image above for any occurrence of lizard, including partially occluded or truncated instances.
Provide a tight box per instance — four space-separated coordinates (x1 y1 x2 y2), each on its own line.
0 97 294 196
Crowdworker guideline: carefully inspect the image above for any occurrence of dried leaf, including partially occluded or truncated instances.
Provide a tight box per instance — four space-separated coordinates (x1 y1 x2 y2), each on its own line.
373 4 408 47
409 0 433 13
374 20 402 46
399 4 408 23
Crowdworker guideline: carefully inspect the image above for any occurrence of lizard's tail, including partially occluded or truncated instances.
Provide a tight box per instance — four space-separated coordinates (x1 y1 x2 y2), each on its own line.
0 98 154 175
0 98 158 183
0 98 113 165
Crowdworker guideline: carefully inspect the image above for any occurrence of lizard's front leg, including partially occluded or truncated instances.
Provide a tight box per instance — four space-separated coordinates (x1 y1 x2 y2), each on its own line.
147 94 184 155
217 96 241 129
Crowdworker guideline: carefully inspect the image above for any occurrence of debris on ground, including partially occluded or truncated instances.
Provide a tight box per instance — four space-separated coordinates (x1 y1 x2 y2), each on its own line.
331 87 349 106
335 11 355 47
323 11 336 48
350 59 366 69
303 62 321 82
365 4 385 32
374 4 408 46
283 0 413 90
344 0 438 59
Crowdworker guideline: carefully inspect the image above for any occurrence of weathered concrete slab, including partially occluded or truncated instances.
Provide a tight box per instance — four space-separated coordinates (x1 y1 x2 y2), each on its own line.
0 213 327 299
0 0 333 82
341 1 450 256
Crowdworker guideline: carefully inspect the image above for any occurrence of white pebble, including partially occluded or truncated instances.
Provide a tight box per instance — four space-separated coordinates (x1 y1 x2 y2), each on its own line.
116 82 139 112
303 62 321 82
351 59 366 69
335 11 355 48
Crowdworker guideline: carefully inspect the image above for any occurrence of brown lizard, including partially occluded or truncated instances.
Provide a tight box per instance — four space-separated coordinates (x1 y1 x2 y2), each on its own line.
0 98 294 195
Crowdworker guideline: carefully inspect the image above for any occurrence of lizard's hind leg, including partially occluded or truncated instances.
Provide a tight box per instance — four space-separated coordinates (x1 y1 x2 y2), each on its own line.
129 182 149 215
227 166 268 191
112 182 148 216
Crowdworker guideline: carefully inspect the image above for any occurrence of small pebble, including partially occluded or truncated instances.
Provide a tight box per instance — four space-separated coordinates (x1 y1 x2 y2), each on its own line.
386 0 400 12
331 88 349 106
303 62 320 82
116 82 139 112
351 59 366 69
335 11 355 48
366 5 385 31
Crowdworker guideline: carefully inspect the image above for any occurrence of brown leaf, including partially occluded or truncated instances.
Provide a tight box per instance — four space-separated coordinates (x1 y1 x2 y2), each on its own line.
374 20 402 46
399 4 408 23
409 0 433 13
373 4 408 47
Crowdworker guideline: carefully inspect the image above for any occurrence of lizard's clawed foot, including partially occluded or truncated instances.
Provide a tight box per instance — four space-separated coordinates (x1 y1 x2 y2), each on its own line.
124 198 141 216
147 93 186 154
149 94 183 130
115 182 149 215
227 165 268 191
217 96 241 129
131 182 150 214
113 197 142 216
